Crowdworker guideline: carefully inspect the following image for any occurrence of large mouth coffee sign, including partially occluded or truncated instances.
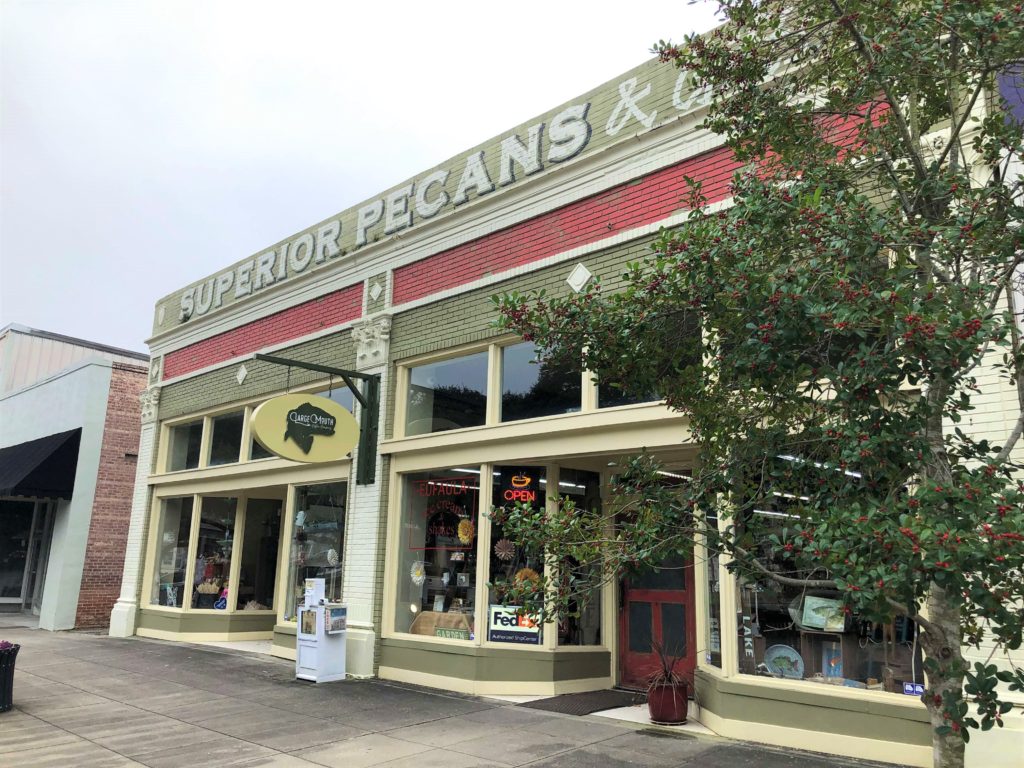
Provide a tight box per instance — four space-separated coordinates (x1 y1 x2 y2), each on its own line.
251 394 359 463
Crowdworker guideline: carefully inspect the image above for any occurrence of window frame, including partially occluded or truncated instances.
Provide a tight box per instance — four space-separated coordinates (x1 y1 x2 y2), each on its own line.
395 338 659 441
144 491 283 615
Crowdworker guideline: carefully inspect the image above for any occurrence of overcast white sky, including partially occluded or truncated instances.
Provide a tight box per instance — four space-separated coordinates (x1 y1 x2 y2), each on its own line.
0 1 721 354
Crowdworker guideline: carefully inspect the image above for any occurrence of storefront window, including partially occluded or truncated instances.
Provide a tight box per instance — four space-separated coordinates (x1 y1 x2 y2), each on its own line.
557 469 603 646
597 381 659 409
735 551 920 693
0 500 34 601
151 497 193 607
488 466 546 645
395 467 479 640
703 514 722 667
405 352 488 436
236 499 282 610
501 342 581 422
208 411 244 466
250 438 275 460
286 483 346 621
193 497 237 609
167 420 203 471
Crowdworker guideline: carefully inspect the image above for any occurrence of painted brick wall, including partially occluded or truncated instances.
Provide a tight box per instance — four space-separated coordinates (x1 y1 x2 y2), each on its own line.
74 363 148 628
163 284 363 380
392 146 739 306
159 330 357 421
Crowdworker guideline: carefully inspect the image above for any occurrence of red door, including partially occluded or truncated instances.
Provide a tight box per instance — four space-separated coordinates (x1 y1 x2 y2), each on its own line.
619 553 696 689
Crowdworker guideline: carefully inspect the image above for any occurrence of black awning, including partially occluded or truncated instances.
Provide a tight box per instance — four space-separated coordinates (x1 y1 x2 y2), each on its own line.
0 428 81 499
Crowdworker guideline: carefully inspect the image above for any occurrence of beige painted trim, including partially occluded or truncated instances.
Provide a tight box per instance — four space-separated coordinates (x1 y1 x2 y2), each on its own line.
140 494 164 608
271 645 297 661
276 484 296 624
696 707 930 768
717 510 740 677
228 498 245 608
694 535 711 668
197 415 214 469
485 344 502 425
384 407 692 472
378 666 613 696
392 365 410 439
240 405 255 462
475 462 494 644
136 627 273 642
381 463 401 639
151 459 350 495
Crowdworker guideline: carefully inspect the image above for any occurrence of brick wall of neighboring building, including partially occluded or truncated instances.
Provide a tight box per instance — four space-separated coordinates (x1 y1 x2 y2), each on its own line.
74 363 147 628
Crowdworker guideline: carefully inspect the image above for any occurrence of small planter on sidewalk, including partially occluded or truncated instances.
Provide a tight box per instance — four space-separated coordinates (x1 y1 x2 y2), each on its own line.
0 640 20 713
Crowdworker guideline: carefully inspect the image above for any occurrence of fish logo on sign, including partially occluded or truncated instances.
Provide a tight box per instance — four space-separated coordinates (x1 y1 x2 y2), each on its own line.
285 402 337 453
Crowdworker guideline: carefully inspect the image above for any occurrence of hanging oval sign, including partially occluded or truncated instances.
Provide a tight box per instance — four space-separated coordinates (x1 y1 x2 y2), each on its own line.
251 393 359 463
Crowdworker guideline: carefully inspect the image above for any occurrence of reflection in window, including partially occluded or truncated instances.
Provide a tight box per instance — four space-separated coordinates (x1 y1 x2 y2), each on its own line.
193 497 237 609
556 468 602 646
237 499 281 610
167 421 203 471
501 342 581 422
209 412 244 466
406 353 488 435
151 497 193 607
597 381 660 409
250 438 275 460
395 468 479 640
286 483 346 621
703 512 722 667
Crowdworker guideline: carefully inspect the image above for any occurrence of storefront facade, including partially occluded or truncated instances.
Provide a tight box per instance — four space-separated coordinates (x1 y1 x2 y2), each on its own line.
113 55 1024 767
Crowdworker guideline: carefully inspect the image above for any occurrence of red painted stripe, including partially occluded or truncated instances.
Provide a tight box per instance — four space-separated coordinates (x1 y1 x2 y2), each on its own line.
392 146 741 306
164 285 363 379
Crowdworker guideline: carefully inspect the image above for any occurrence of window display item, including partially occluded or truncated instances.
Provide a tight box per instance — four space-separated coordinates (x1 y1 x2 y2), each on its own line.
801 596 845 632
764 644 805 679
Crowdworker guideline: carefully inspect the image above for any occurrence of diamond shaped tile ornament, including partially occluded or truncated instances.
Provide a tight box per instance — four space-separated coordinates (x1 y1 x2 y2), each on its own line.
567 263 593 293
368 281 383 302
236 364 248 385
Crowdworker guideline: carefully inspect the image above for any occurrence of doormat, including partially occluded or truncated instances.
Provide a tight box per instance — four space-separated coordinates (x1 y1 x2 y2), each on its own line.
518 688 644 716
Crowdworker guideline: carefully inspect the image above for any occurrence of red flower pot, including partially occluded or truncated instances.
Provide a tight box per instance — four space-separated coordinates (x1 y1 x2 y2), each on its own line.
647 681 689 725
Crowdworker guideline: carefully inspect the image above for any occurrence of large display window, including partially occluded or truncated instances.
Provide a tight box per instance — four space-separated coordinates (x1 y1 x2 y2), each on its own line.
151 497 194 607
147 494 282 614
555 468 603 646
734 553 921 695
285 482 347 621
394 467 480 640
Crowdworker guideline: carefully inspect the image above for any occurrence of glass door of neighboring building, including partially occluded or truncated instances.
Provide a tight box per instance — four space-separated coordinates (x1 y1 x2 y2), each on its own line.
24 501 55 613
1 499 34 604
618 553 696 689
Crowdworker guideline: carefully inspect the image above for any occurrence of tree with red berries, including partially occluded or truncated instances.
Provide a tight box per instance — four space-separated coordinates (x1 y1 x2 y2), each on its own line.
493 2 1024 766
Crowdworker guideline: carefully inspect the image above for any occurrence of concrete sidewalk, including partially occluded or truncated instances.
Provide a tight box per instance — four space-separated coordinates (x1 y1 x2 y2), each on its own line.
0 627 902 768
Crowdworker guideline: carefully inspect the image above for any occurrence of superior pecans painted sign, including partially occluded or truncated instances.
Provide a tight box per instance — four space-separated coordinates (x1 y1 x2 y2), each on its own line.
166 60 713 327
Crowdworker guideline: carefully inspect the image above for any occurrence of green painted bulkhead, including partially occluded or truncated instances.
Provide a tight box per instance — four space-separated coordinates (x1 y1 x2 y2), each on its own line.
381 638 610 684
694 669 931 746
136 609 276 636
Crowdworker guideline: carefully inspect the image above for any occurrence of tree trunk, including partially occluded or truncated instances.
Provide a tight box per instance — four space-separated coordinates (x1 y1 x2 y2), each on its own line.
920 582 967 768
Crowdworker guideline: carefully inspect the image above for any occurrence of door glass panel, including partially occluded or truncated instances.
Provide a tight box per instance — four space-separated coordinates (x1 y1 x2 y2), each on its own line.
0 500 34 599
631 553 686 590
662 602 687 658
628 601 653 653
236 499 281 610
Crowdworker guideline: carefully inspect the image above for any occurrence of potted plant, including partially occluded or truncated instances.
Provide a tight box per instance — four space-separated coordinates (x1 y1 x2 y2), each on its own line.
0 640 20 714
646 639 691 725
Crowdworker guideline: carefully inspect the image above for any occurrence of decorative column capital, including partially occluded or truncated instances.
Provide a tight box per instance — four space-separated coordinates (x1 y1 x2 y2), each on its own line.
140 387 161 424
353 315 392 371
